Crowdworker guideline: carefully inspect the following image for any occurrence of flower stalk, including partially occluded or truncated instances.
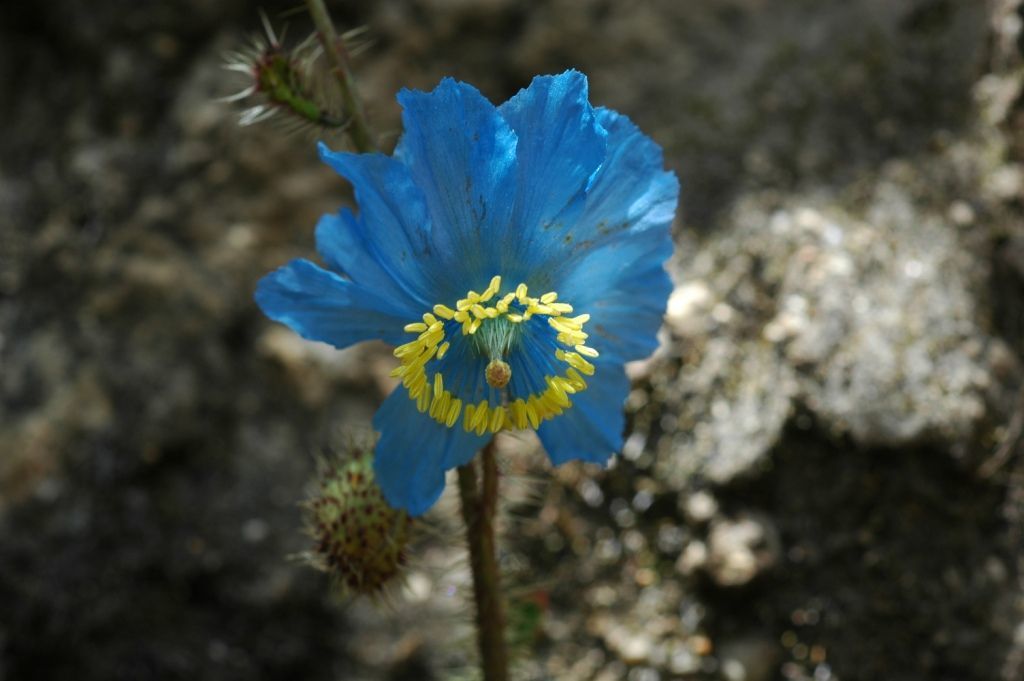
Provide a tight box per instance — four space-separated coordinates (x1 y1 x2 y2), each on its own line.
304 0 378 153
457 439 509 681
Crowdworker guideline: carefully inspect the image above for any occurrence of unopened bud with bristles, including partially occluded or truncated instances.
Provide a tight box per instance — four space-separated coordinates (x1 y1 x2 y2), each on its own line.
222 11 371 134
305 446 411 595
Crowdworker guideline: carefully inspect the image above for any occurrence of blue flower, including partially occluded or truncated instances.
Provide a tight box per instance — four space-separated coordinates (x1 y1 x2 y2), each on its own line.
256 70 678 515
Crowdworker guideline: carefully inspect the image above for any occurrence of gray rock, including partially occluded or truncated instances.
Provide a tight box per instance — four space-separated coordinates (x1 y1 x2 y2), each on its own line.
654 153 1021 487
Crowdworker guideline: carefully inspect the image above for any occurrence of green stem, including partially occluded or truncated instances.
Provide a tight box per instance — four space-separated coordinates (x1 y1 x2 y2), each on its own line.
303 0 378 153
457 439 509 681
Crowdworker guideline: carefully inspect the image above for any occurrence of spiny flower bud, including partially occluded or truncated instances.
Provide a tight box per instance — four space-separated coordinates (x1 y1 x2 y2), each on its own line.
222 12 369 132
306 447 411 595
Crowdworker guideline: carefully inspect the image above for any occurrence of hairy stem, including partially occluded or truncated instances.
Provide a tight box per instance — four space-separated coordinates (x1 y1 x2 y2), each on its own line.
457 440 509 681
304 0 378 152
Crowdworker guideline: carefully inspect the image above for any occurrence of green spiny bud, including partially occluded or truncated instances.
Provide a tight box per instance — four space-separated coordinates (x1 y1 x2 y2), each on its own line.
222 11 369 132
306 447 411 595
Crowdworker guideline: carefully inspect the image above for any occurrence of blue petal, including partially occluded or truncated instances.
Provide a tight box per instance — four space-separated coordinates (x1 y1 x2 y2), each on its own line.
557 226 673 363
536 361 630 466
394 79 518 300
373 388 488 515
541 107 676 286
313 211 420 320
497 70 606 280
550 107 678 362
572 107 679 250
317 145 439 306
255 259 409 347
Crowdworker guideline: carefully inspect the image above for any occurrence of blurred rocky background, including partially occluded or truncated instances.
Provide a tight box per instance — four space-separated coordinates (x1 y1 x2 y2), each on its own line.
2 0 1024 679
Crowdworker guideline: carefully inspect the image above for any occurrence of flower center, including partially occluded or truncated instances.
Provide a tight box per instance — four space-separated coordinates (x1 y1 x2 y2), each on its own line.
390 275 599 435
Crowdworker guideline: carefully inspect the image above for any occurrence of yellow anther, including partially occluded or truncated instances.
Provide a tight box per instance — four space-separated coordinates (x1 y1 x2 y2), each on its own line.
404 322 428 333
389 365 406 378
437 341 450 360
446 398 462 427
548 317 576 334
429 391 445 419
472 401 490 432
507 313 524 323
422 313 438 326
558 351 595 376
509 399 525 430
489 407 504 433
406 370 426 393
394 342 420 358
408 344 438 370
575 344 599 358
475 415 489 436
516 283 528 300
540 291 558 304
463 404 476 432
471 303 487 319
547 380 571 407
552 375 576 394
468 318 481 334
433 372 443 399
550 302 574 314
482 275 501 300
416 389 430 413
433 304 456 319
525 399 540 429
420 329 443 347
566 368 587 391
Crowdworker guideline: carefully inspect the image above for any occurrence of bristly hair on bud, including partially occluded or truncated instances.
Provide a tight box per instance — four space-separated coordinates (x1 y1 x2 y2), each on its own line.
221 11 371 135
303 441 412 597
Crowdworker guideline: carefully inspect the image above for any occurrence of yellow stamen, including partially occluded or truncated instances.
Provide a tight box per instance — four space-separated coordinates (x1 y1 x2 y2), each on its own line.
393 275 601 434
472 400 490 432
525 398 540 429
488 407 504 433
446 398 462 427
